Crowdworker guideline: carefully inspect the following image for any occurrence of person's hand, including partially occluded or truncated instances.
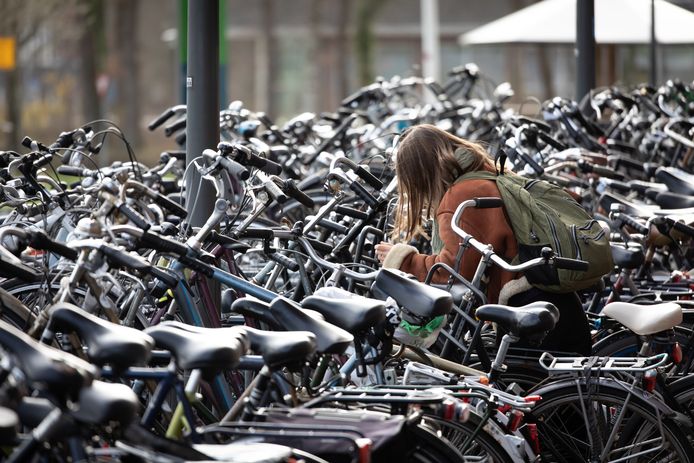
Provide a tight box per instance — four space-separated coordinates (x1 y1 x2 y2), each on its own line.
374 242 393 263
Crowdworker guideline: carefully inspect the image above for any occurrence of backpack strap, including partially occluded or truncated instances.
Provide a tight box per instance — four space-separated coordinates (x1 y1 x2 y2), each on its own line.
456 170 498 183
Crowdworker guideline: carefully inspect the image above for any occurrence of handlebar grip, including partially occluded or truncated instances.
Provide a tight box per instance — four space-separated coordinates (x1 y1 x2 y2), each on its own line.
218 156 250 181
264 179 288 204
553 257 590 272
148 108 175 131
349 181 379 209
519 151 544 175
672 220 694 239
538 131 567 151
139 230 190 257
57 166 91 177
268 252 300 272
152 191 188 219
251 154 283 176
238 228 274 240
26 230 78 260
100 245 151 273
284 179 315 208
474 197 504 209
306 237 334 255
617 214 649 235
354 165 383 190
164 117 187 137
318 218 349 235
118 203 151 231
335 205 369 221
208 231 251 253
33 154 53 170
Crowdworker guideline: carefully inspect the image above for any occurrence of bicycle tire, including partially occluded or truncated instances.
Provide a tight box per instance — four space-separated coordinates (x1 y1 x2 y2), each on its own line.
422 413 515 462
527 378 694 462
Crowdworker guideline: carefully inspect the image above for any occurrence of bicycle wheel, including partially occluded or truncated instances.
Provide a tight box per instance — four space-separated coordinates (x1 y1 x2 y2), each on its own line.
397 420 467 463
422 413 515 462
527 378 693 462
0 287 35 330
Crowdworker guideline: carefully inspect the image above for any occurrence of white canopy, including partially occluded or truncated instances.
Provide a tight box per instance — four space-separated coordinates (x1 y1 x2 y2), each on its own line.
460 0 694 45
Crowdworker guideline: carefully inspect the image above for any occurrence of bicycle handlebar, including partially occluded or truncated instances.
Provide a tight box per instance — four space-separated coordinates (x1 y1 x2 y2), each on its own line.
451 199 590 273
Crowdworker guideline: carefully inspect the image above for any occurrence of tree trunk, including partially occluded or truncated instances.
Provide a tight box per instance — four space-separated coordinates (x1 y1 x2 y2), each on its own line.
261 0 277 118
335 0 351 102
78 0 102 124
119 0 140 148
355 0 388 86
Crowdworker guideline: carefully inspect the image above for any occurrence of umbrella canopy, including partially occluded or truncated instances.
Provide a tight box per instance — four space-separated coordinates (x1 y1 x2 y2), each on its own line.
460 0 694 45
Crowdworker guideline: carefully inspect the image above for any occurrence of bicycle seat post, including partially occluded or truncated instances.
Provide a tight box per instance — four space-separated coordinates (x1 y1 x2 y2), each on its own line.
489 333 519 382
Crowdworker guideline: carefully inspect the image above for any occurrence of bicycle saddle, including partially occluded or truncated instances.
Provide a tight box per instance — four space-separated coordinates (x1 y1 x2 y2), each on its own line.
656 167 694 196
72 380 139 426
601 302 682 336
628 179 667 196
371 269 453 319
48 303 154 373
610 244 645 270
270 296 353 355
241 326 316 370
229 295 281 328
231 295 326 326
430 283 469 307
144 322 247 378
475 302 560 338
300 295 386 334
599 192 657 218
655 191 694 209
0 319 97 403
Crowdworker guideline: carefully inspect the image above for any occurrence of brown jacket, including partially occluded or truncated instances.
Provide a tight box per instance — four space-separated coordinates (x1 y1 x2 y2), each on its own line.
399 178 518 304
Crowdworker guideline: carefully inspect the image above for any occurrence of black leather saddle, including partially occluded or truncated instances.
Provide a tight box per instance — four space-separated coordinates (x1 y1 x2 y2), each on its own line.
48 303 154 373
144 321 248 378
241 326 316 370
0 320 96 403
72 380 140 426
371 269 453 319
231 296 326 329
270 296 353 355
628 180 667 196
300 295 386 333
230 296 280 328
475 302 559 338
611 244 645 269
656 167 694 196
655 191 694 209
430 283 469 307
599 192 653 217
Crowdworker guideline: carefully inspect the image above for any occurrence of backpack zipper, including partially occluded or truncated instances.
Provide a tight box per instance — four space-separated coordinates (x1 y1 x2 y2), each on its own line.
524 179 541 191
545 212 562 256
571 225 582 260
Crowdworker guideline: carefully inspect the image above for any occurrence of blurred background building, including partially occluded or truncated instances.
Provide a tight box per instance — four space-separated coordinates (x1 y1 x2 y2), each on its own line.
0 0 692 164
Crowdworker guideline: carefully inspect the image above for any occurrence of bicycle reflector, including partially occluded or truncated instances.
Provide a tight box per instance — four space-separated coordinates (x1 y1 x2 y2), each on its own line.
672 342 683 364
642 369 658 393
525 423 541 455
355 438 372 463
508 409 524 433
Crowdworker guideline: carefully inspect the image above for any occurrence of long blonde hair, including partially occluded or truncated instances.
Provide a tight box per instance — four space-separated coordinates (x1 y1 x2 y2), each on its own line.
392 124 495 241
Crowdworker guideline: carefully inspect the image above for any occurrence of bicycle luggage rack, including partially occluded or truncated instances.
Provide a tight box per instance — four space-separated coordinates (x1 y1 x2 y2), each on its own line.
539 352 669 372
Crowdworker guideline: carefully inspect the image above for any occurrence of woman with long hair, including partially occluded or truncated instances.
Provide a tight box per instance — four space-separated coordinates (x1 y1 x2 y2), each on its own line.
375 124 591 354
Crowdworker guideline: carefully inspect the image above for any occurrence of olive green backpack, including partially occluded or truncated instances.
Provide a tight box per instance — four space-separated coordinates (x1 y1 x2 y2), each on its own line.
459 170 613 293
